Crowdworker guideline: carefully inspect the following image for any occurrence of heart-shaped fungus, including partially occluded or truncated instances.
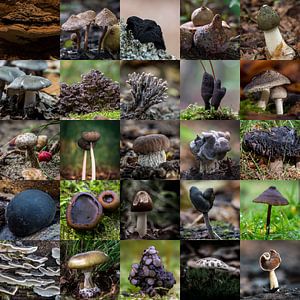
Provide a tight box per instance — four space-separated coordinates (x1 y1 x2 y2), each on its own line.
98 190 120 211
66 192 103 230
6 189 56 237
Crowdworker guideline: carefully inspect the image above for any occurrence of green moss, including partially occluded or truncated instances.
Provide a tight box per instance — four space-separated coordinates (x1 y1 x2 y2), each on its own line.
68 110 120 120
180 104 238 120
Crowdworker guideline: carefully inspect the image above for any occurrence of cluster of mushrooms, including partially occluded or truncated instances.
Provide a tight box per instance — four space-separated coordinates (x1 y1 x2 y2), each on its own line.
0 242 60 298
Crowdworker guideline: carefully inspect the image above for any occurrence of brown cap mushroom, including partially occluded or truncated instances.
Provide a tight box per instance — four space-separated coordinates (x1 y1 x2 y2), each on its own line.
270 86 287 115
259 249 281 292
253 186 289 237
133 134 170 168
77 10 96 51
131 191 153 238
191 6 214 26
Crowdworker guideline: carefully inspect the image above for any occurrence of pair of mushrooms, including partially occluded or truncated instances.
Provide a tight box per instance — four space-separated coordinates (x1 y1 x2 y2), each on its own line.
78 131 101 180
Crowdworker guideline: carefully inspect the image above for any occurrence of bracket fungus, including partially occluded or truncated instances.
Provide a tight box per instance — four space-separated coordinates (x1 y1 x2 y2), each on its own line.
190 130 231 174
253 186 289 237
68 250 109 298
131 191 153 238
66 192 103 230
128 246 176 297
133 134 170 168
98 190 120 211
5 189 56 237
259 249 281 292
189 186 221 239
257 5 295 60
243 70 290 111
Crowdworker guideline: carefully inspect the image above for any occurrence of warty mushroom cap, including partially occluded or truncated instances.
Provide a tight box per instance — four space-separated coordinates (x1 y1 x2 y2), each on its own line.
62 15 87 32
270 86 287 99
133 134 170 154
15 133 38 150
77 10 96 26
7 74 51 91
131 191 153 212
78 138 91 150
81 131 101 143
257 5 280 31
0 66 25 83
259 249 281 271
11 60 48 72
68 251 109 270
253 186 289 206
244 70 291 93
95 8 118 27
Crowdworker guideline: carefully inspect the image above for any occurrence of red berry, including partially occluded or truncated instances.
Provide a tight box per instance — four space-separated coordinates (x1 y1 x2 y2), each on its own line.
38 151 52 162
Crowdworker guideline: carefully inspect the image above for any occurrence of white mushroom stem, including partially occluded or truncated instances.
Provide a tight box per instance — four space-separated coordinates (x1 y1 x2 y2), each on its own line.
136 212 148 238
0 81 5 100
258 89 270 110
203 213 221 240
269 159 283 174
199 160 217 174
90 142 96 180
263 27 295 60
137 151 166 168
27 148 40 168
24 91 37 109
269 269 279 290
82 268 95 289
82 150 87 180
274 99 283 115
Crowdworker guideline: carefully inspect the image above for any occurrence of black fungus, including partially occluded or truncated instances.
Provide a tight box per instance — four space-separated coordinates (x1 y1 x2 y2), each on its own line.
201 72 214 110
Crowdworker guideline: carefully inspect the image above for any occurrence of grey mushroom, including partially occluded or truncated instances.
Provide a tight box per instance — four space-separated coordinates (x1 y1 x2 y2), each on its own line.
11 60 48 76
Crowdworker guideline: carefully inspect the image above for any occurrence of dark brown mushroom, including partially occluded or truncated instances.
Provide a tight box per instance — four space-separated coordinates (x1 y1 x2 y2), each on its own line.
98 190 120 211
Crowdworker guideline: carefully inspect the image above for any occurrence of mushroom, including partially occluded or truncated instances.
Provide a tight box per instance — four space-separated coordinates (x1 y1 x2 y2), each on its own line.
11 60 48 76
68 250 109 298
253 186 289 238
7 74 51 115
259 249 281 292
244 70 291 110
98 190 120 211
95 8 118 53
102 23 120 56
15 132 39 168
257 5 295 60
77 137 90 180
81 131 101 180
36 135 48 150
189 186 221 239
77 10 96 51
270 86 287 115
191 6 214 26
133 134 170 168
131 191 153 238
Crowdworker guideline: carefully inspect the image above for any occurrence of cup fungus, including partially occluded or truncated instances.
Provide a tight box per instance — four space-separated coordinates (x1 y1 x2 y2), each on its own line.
66 192 103 230
98 190 120 211
257 5 295 60
68 250 109 298
131 191 153 238
133 134 170 168
253 186 289 238
189 186 221 239
259 249 281 292
5 189 56 237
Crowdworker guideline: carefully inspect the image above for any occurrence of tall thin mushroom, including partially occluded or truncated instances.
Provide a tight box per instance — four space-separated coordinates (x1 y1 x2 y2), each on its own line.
77 138 90 180
77 10 96 51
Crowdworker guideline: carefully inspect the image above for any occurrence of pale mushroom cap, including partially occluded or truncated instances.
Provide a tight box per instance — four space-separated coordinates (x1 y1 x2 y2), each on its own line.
95 8 118 27
270 86 287 99
259 249 281 271
7 75 51 91
244 70 291 93
133 134 170 154
253 186 289 206
77 10 96 26
62 15 86 31
131 191 153 212
0 66 25 83
68 251 109 270
11 60 48 72
15 133 38 149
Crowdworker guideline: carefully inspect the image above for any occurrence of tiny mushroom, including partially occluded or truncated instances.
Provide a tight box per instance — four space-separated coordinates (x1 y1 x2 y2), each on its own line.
191 6 214 26
131 191 153 238
11 60 48 76
15 132 39 168
133 134 170 168
244 70 291 110
269 86 287 115
68 250 109 298
98 190 120 211
257 5 295 60
77 10 96 51
259 249 281 292
189 186 221 239
77 137 91 180
253 186 289 237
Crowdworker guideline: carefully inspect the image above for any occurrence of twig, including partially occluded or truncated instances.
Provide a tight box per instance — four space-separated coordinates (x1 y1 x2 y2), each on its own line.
200 60 207 73
209 60 216 80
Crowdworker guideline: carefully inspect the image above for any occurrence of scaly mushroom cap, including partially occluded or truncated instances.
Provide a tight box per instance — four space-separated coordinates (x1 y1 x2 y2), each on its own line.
244 70 291 93
133 134 170 154
0 66 25 83
11 60 48 72
62 15 86 32
270 86 287 99
191 6 214 26
81 131 101 143
131 191 153 212
259 249 281 271
253 186 289 206
77 10 96 26
7 75 51 91
77 138 91 150
68 251 109 270
15 133 38 150
257 5 280 31
95 8 118 27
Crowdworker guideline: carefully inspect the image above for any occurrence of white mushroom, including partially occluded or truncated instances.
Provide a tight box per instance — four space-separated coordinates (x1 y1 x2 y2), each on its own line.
270 86 287 115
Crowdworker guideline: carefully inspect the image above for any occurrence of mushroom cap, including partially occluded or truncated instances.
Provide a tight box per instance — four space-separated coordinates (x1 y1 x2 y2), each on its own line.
131 191 153 212
61 15 86 32
11 60 48 72
15 133 38 149
7 75 51 91
270 86 287 99
0 66 25 83
95 8 118 27
68 250 109 270
191 6 214 26
77 138 91 151
77 10 96 26
259 249 281 271
253 186 289 206
257 5 280 31
133 134 170 154
189 186 215 213
81 131 101 143
244 70 291 93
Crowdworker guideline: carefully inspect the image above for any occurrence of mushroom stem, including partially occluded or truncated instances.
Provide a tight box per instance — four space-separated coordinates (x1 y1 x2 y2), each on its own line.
0 81 5 100
98 26 108 53
84 25 91 51
82 150 87 180
90 143 96 180
137 150 166 168
75 30 81 50
269 269 279 290
258 89 270 110
136 212 147 238
82 269 94 289
24 91 37 110
203 212 221 240
269 159 283 174
266 204 272 237
274 99 283 115
27 148 40 169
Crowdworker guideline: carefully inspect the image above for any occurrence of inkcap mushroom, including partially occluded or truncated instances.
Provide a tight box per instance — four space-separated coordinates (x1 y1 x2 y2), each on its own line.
133 134 170 168
68 250 109 298
98 190 120 211
270 86 287 115
189 186 221 239
192 6 214 26
131 191 153 238
253 186 289 238
259 249 281 292
77 10 96 51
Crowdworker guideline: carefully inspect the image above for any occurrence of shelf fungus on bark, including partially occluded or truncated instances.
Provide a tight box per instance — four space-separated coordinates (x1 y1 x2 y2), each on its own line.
190 130 231 174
